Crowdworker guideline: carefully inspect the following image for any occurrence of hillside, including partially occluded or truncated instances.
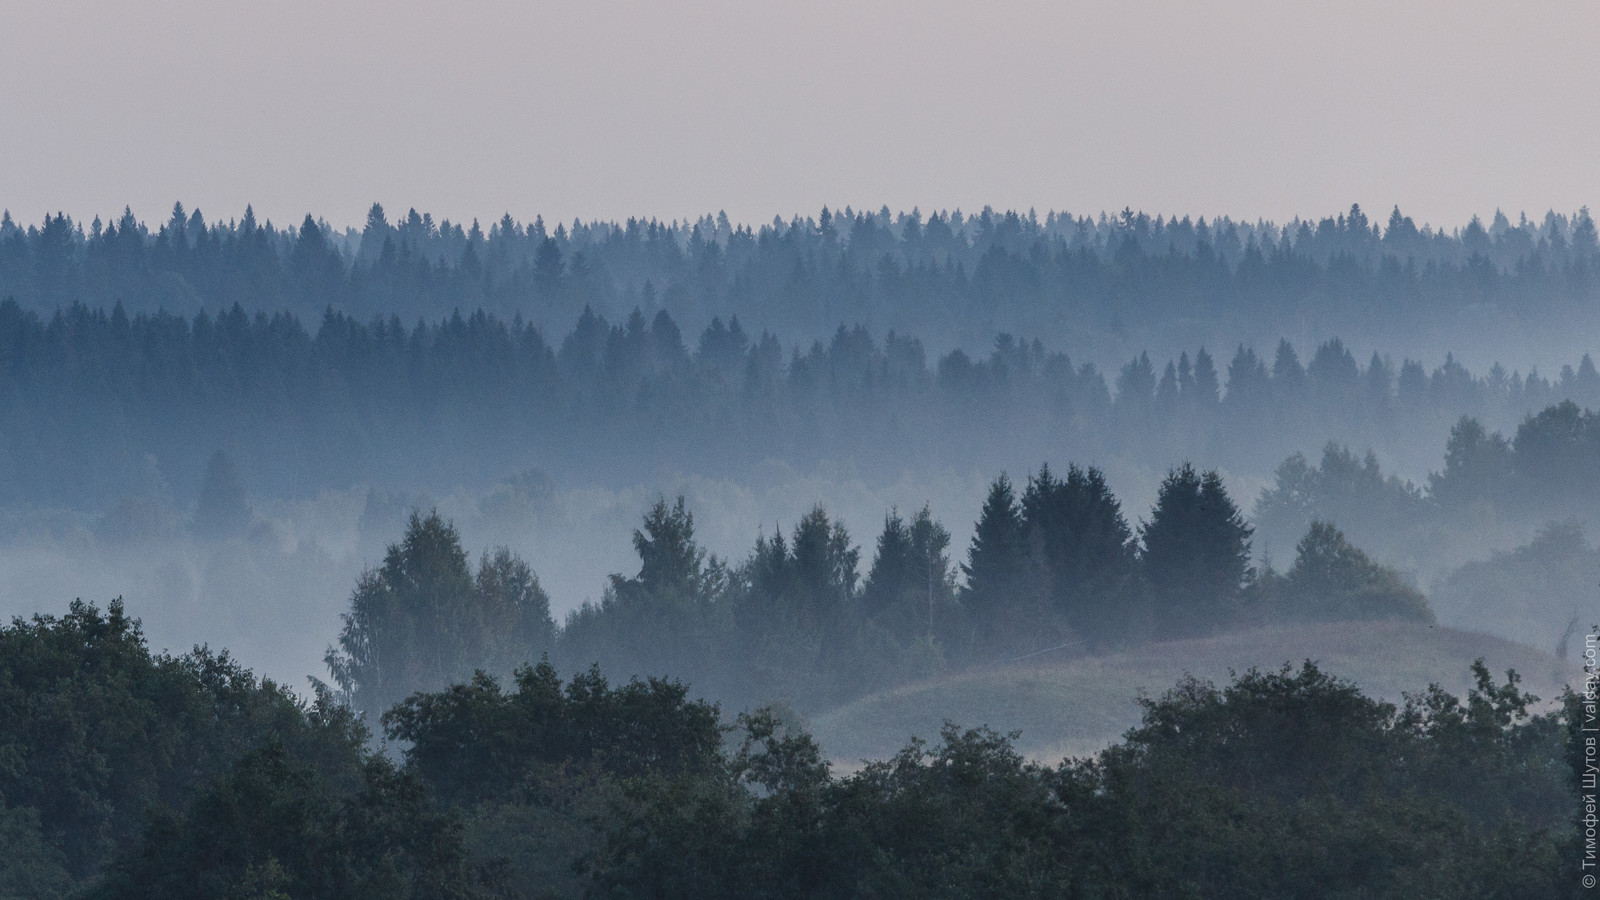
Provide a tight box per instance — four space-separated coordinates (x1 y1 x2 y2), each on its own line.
811 621 1574 764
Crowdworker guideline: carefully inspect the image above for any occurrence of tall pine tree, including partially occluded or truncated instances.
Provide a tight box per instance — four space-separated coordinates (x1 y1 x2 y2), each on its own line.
1139 464 1252 636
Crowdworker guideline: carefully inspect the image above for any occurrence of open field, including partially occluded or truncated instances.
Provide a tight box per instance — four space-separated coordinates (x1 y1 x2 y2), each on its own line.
813 621 1575 765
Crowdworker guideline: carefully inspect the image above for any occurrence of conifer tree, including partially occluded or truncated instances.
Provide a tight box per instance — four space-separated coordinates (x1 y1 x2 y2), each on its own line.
1022 464 1139 646
961 474 1049 655
1140 464 1252 635
863 505 957 644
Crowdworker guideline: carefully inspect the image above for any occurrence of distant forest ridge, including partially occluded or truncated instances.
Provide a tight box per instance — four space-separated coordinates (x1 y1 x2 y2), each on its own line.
2 202 1597 352
2 297 1597 507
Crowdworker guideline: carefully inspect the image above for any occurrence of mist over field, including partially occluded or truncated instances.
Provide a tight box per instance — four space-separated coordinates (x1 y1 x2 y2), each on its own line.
1 201 1598 686
2 198 1596 898
4 1 1596 892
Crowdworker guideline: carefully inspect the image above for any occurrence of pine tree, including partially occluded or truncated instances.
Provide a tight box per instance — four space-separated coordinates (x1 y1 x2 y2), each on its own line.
1140 464 1252 635
1022 464 1139 647
961 474 1049 656
863 505 957 644
862 510 914 625
1191 347 1221 407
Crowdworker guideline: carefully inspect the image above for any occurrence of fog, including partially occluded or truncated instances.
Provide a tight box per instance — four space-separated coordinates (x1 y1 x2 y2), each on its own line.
3 201 1595 898
0 201 1597 701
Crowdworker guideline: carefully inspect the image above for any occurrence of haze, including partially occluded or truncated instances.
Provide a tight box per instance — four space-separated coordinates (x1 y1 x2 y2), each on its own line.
2 0 1594 230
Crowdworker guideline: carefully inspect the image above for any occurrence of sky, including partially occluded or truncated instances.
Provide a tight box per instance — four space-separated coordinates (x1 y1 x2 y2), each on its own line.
1 0 1595 232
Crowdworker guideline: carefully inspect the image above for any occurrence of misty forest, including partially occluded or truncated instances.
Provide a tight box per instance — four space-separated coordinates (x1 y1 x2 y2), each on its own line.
1 202 1597 898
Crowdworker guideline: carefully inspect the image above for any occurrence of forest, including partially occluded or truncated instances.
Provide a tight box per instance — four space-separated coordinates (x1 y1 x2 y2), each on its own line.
318 456 1436 716
0 202 1594 896
1 298 1598 508
0 594 1578 898
2 201 1597 363
0 445 1584 896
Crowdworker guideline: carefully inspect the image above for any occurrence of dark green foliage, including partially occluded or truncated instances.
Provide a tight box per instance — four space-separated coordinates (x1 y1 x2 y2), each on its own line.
552 474 1422 715
959 474 1049 656
625 496 709 598
379 662 726 899
559 496 959 711
475 548 558 665
6 592 1577 898
1263 521 1434 623
1052 660 1568 897
1109 662 1405 802
0 805 73 899
860 506 958 648
327 510 555 721
1020 463 1139 647
381 660 723 805
583 661 1572 899
0 600 367 888
1140 464 1253 635
733 506 864 706
86 747 479 900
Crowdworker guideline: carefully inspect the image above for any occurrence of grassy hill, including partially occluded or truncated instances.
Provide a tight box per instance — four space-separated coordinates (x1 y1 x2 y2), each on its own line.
812 622 1575 765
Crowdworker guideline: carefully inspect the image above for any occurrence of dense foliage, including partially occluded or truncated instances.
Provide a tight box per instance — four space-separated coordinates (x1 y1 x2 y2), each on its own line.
3 294 1598 509
330 464 1430 715
2 198 1592 895
325 511 554 720
0 601 370 892
475 661 1573 898
0 594 1574 897
1256 521 1434 624
3 202 1596 351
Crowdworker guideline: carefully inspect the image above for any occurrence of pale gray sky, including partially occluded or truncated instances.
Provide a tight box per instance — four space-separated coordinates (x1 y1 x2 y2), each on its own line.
1 0 1594 230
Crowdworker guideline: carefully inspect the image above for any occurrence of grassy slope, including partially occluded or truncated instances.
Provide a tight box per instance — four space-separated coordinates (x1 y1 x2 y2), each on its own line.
813 622 1575 765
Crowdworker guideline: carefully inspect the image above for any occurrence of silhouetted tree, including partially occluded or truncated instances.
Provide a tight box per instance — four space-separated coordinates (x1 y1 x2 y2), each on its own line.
326 510 552 719
961 475 1052 656
1021 464 1140 647
1428 416 1514 511
1269 521 1433 623
1140 464 1252 635
861 505 958 646
559 496 727 683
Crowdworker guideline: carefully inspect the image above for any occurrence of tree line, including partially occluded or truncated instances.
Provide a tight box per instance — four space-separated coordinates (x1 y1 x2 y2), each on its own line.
325 458 1432 719
3 201 1597 352
307 398 1598 713
0 599 1576 897
1254 400 1600 572
3 297 1595 508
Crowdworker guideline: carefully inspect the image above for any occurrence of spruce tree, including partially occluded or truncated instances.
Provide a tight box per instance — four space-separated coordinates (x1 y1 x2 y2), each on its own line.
961 474 1049 656
1140 464 1252 635
1022 464 1139 647
863 505 957 644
